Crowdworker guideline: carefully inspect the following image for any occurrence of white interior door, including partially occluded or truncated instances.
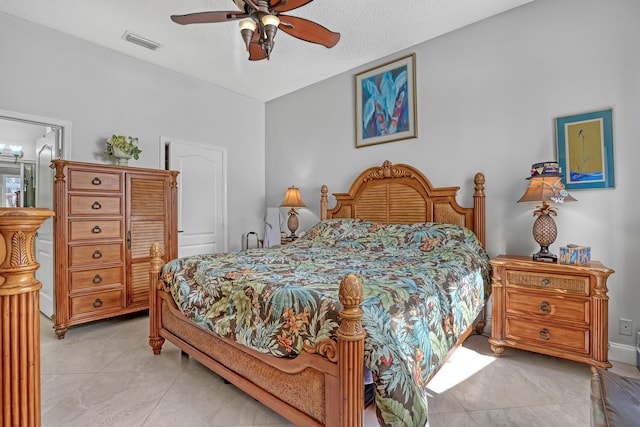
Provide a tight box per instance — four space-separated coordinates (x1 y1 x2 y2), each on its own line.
162 137 227 257
35 130 57 317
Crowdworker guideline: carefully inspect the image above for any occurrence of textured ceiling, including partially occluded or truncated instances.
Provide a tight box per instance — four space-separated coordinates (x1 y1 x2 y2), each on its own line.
0 0 532 102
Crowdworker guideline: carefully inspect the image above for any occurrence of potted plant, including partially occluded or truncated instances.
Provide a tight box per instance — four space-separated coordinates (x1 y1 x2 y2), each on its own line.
104 135 141 166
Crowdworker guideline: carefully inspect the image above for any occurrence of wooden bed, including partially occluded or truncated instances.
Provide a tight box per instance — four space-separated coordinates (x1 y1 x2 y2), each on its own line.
148 160 487 427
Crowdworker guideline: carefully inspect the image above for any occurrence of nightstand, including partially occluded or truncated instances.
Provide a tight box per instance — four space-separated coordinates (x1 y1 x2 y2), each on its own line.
488 255 614 368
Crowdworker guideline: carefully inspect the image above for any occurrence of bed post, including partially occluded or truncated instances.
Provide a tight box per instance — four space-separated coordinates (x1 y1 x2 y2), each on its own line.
149 242 165 355
473 172 486 248
320 185 328 221
337 274 366 427
472 172 488 334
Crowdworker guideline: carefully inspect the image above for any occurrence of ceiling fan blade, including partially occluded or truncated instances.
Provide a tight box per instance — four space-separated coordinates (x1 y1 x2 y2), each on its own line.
278 15 340 48
248 31 268 61
171 11 248 25
270 0 314 13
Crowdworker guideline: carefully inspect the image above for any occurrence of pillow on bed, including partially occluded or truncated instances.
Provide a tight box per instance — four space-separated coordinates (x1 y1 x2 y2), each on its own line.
400 222 481 252
296 218 376 249
298 219 481 253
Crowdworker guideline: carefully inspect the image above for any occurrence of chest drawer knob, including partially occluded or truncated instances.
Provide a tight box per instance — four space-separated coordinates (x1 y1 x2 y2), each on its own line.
92 298 103 308
91 201 102 210
92 274 103 284
539 301 552 314
538 328 551 341
92 250 102 259
91 177 102 185
91 225 102 234
540 278 550 286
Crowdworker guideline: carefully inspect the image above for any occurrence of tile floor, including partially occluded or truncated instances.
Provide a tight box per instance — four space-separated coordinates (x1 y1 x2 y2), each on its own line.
40 312 640 427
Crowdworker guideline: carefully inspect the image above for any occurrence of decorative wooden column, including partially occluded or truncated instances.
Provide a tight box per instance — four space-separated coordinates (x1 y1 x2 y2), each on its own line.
337 274 366 427
0 208 54 427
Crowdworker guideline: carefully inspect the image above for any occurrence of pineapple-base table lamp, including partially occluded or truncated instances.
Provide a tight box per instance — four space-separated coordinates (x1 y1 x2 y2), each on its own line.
517 161 576 262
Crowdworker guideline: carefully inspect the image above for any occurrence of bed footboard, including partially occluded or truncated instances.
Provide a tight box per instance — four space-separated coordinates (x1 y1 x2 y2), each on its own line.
148 243 366 427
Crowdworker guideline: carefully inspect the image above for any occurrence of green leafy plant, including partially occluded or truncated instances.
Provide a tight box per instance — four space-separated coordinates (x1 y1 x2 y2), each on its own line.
104 135 141 160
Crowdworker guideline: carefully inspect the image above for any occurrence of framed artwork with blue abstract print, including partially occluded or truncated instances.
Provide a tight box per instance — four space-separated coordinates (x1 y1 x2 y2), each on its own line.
556 108 614 190
355 54 417 148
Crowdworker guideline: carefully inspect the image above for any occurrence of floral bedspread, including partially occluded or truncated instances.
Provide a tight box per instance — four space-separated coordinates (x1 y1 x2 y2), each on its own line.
161 219 490 426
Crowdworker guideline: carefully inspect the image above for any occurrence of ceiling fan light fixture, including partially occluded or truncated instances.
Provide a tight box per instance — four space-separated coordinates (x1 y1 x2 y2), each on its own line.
239 19 257 51
262 14 280 59
239 19 257 32
261 14 280 28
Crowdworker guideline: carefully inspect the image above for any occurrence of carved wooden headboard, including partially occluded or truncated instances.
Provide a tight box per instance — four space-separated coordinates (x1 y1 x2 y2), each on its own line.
320 160 486 247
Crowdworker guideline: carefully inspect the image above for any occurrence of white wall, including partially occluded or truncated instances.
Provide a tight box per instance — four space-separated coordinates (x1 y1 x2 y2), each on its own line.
0 12 266 251
266 0 640 362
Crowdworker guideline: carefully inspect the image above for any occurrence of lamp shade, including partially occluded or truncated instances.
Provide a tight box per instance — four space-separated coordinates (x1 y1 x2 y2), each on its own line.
239 19 257 32
261 14 280 28
517 176 576 204
280 187 306 208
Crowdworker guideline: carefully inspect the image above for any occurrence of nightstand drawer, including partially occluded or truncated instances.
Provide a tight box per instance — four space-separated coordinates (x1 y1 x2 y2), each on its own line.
70 289 123 316
506 270 589 295
69 195 123 216
505 317 589 354
506 291 589 324
69 220 122 241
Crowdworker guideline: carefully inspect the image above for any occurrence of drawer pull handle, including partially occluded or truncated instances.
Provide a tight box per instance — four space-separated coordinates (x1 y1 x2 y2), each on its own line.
92 274 103 284
539 301 552 314
91 177 102 185
93 298 103 308
538 328 551 341
541 278 550 286
92 226 102 234
91 201 102 210
92 250 102 259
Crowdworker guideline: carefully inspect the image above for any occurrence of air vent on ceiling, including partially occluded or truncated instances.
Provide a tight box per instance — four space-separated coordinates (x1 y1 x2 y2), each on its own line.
122 30 160 51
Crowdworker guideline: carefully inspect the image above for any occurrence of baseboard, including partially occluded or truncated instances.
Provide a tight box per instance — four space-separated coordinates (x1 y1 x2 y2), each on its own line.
609 341 637 366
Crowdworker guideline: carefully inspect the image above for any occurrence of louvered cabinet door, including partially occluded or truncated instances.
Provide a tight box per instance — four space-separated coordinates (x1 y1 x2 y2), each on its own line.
126 173 171 307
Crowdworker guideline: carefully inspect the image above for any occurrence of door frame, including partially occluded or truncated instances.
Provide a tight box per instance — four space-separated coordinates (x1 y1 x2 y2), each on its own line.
0 109 72 158
0 109 73 318
159 136 228 254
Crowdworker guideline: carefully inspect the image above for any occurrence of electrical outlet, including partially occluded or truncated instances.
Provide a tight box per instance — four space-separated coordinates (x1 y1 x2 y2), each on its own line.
619 318 633 336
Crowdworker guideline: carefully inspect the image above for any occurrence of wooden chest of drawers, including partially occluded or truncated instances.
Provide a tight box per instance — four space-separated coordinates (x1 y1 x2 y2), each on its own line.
488 255 614 368
53 160 178 338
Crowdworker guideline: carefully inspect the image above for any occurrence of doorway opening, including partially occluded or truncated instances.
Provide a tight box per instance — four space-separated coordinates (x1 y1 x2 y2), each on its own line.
0 109 72 318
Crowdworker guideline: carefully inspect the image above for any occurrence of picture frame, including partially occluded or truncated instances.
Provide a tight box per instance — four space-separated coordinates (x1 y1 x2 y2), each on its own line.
555 108 614 190
355 53 417 148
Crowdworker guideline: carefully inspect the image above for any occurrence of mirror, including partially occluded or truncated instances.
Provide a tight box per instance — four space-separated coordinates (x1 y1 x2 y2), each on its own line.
0 161 35 207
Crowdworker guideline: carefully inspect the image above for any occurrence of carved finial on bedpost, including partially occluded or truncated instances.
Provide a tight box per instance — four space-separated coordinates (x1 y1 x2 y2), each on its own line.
150 242 164 273
320 185 328 221
337 274 365 427
473 173 486 248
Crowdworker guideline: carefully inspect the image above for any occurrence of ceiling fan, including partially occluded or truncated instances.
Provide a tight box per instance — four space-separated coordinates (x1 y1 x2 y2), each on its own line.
171 0 340 61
